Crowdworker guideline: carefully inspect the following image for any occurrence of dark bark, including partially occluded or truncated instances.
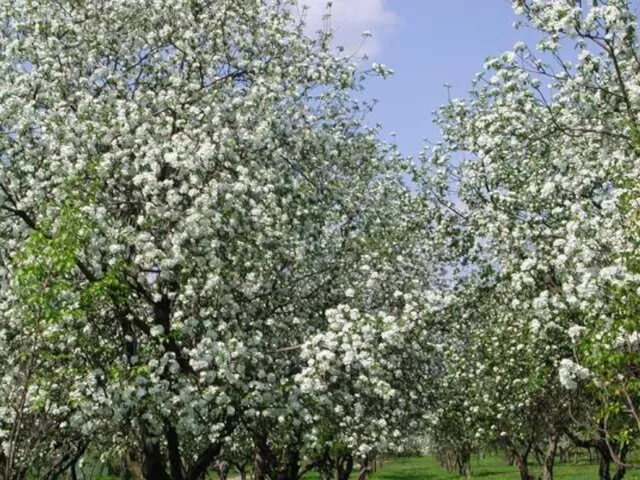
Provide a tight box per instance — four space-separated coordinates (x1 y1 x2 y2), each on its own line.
294 460 321 480
150 288 237 480
141 432 170 480
598 447 611 480
504 449 515 466
273 445 301 480
335 454 353 480
564 429 623 480
41 442 88 480
356 455 372 480
512 446 535 480
121 456 133 480
456 449 471 478
185 442 225 480
558 446 569 464
542 433 559 480
122 451 145 480
513 455 535 480
164 421 184 480
611 444 628 480
251 432 304 480
253 437 272 480
315 453 352 480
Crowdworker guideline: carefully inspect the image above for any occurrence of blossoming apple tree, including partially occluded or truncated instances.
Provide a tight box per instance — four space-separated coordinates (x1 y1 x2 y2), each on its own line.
422 1 640 479
0 0 435 478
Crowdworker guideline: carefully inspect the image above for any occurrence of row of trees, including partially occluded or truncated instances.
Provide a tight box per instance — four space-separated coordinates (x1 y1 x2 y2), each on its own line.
0 0 444 478
424 1 640 479
2 0 640 479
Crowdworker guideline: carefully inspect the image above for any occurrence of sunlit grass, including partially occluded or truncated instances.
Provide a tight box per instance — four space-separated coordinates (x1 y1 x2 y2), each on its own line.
91 454 640 479
301 454 614 480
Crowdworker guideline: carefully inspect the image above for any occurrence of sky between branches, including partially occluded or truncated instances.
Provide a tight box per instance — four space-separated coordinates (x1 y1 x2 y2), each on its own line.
299 0 544 155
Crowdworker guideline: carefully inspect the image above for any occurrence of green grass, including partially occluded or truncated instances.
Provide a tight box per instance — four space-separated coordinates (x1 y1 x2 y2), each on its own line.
301 455 640 479
367 456 588 479
81 455 640 479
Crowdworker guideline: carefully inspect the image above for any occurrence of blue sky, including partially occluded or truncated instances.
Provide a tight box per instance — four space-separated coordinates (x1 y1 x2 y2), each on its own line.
301 1 543 157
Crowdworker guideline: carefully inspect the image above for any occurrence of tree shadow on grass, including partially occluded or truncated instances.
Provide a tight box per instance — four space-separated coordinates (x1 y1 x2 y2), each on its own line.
373 468 437 480
373 468 456 480
373 471 442 480
473 471 507 478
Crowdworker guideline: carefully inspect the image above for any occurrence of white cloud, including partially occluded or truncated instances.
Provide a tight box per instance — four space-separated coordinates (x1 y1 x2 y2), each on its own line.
294 0 396 57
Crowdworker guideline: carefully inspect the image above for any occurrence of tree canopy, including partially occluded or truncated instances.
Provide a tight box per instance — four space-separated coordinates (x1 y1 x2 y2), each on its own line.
3 1 640 480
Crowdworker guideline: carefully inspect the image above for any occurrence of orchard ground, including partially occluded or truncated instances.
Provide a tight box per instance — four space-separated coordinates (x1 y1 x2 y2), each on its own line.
128 456 640 480
93 455 609 479
301 456 630 480
305 456 634 480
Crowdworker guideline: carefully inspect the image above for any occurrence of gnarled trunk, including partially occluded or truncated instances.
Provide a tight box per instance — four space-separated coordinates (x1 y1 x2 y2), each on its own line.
141 426 170 480
334 454 353 480
356 455 372 480
541 433 559 480
456 449 472 478
253 445 270 480
512 448 535 480
252 435 301 480
273 448 300 480
597 447 611 480
611 443 628 480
